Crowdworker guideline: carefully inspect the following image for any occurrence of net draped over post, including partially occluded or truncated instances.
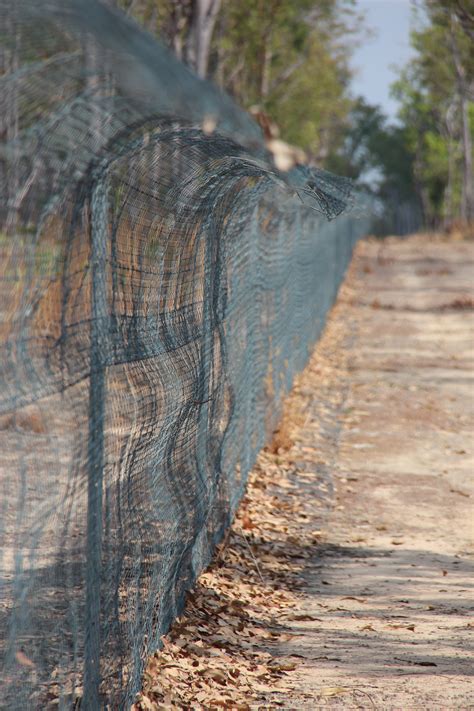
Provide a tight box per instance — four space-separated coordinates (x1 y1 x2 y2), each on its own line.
0 1 370 707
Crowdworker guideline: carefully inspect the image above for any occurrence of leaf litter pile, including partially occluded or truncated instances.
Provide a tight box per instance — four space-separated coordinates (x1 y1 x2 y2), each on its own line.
135 299 351 710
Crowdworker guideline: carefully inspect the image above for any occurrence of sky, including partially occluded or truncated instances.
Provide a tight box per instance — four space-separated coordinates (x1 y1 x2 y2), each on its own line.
351 0 414 122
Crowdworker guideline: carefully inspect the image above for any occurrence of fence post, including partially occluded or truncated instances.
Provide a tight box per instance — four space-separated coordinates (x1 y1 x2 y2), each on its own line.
83 173 109 709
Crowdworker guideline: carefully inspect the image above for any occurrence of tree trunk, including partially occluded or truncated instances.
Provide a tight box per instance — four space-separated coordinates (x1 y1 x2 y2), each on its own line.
459 92 474 221
449 12 474 221
260 33 272 99
185 0 222 79
442 101 456 227
414 153 432 229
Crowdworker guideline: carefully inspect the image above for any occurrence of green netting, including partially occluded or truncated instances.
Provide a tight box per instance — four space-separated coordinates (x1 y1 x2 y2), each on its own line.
0 1 370 707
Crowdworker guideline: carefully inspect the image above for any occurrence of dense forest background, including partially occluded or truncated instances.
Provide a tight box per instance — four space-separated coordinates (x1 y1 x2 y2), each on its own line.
120 0 474 233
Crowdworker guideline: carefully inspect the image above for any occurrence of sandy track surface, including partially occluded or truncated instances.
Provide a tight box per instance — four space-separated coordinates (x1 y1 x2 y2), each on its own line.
138 235 473 710
281 235 474 709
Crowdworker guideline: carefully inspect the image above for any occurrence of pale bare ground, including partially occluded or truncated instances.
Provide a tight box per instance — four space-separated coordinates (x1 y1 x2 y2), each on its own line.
279 235 474 709
138 233 473 711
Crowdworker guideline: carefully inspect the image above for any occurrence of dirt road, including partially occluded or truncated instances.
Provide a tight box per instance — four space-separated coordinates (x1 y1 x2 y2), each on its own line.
139 234 473 710
281 235 474 708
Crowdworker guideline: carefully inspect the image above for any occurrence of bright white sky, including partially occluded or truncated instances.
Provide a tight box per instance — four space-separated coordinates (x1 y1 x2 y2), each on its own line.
351 0 414 122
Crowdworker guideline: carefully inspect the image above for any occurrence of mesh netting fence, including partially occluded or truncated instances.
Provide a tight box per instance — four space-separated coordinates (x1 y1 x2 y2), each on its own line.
0 1 371 707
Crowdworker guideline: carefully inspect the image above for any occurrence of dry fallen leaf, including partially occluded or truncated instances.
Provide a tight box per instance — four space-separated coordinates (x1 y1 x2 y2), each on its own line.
342 596 367 603
15 651 35 668
269 661 297 672
450 488 470 497
387 623 415 632
286 613 323 622
320 686 350 697
241 514 256 530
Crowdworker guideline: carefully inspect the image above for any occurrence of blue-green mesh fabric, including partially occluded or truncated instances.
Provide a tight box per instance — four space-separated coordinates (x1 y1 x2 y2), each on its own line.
0 1 370 707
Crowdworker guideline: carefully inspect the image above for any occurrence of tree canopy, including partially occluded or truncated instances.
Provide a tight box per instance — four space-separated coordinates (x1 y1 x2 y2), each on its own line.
121 0 363 162
98 0 474 232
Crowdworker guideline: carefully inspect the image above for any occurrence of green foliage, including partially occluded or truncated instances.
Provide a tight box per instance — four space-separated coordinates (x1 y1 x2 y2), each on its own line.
212 0 361 158
329 99 415 197
325 97 423 234
390 0 474 225
267 38 352 160
123 0 362 161
115 0 474 229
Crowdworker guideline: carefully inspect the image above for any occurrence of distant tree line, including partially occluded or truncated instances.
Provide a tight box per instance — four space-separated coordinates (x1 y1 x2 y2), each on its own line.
122 0 473 232
3 0 471 233
119 0 362 165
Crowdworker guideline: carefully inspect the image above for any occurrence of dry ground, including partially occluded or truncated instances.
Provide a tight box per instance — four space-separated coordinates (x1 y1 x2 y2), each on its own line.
137 234 474 710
